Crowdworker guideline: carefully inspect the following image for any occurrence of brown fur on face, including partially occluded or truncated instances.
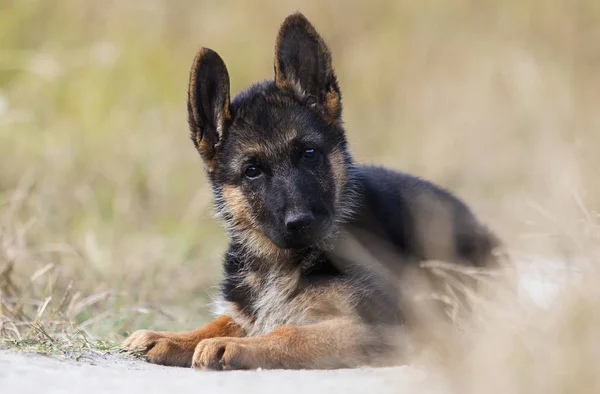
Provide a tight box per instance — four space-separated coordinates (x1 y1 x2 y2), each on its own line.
221 185 291 259
217 138 351 259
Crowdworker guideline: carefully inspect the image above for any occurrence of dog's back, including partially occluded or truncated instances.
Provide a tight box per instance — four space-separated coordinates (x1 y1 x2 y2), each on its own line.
345 165 499 268
332 165 501 336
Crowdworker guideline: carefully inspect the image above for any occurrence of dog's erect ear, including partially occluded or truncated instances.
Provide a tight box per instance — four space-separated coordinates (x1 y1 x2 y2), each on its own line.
274 12 342 123
188 48 231 169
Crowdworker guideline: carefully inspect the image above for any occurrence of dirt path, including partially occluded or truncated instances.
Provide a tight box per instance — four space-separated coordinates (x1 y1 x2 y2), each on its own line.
0 350 445 394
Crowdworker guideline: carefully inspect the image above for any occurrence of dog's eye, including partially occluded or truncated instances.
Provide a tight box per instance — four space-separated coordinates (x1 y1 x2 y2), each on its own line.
302 148 317 160
305 95 317 106
244 166 262 179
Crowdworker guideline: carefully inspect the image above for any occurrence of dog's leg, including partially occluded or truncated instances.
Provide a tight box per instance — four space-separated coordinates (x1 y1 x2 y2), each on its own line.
192 318 375 370
123 315 244 367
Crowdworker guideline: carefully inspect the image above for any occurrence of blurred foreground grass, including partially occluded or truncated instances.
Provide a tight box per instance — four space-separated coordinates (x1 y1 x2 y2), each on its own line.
1 0 600 389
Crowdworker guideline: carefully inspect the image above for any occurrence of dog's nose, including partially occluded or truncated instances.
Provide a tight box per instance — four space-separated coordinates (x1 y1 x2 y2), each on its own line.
285 212 314 232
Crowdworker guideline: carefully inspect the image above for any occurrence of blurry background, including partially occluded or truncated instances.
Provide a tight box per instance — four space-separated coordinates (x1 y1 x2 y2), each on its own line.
1 0 599 346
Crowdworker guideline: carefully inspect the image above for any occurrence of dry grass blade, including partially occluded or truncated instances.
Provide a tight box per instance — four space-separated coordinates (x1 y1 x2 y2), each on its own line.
33 296 52 324
30 264 55 283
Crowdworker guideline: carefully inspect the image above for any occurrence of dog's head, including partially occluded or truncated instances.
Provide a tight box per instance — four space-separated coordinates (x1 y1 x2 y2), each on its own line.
187 13 353 253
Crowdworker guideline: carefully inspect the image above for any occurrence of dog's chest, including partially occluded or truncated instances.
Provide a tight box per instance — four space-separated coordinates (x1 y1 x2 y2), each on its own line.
245 268 306 335
215 265 353 336
213 268 308 335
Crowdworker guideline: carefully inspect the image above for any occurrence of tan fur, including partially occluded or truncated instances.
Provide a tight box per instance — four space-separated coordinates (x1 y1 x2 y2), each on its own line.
222 185 290 260
192 317 371 370
284 127 298 144
329 147 347 203
123 315 244 367
244 270 262 289
226 144 264 170
324 87 342 124
221 185 253 227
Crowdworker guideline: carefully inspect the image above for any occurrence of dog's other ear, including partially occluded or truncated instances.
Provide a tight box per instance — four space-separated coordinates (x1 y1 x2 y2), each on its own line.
188 48 231 169
274 12 342 124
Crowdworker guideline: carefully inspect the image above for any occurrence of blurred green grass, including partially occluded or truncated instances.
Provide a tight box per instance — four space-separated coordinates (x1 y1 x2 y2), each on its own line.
0 0 599 345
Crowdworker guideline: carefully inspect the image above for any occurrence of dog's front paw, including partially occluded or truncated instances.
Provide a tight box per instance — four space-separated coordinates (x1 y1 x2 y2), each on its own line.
123 330 194 367
192 337 257 370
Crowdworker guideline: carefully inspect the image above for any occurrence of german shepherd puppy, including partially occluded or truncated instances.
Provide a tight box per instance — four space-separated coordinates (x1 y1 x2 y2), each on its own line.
123 12 500 370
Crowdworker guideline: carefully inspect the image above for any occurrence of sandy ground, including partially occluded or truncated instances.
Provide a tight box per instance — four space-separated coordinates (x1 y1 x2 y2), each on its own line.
0 350 446 394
